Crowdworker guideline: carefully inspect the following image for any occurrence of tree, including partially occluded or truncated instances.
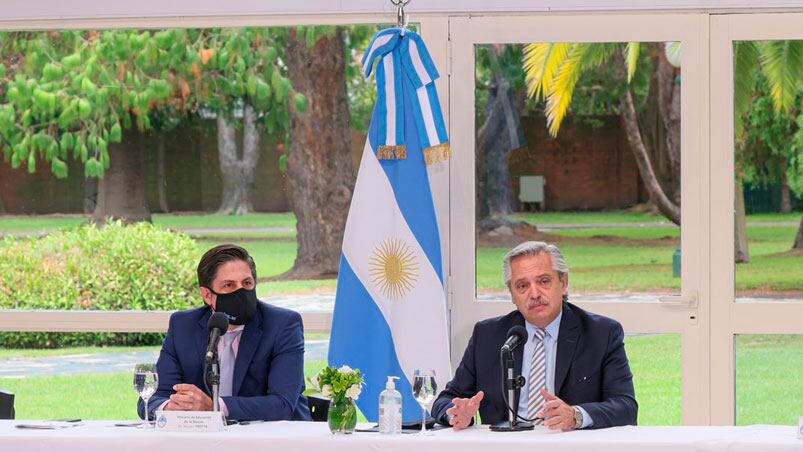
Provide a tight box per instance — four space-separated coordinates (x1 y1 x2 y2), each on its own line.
475 45 526 223
0 30 204 223
0 29 303 221
524 42 681 225
734 41 803 251
283 27 355 278
187 28 304 216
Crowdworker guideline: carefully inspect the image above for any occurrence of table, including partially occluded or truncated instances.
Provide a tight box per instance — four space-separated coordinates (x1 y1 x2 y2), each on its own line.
0 421 800 452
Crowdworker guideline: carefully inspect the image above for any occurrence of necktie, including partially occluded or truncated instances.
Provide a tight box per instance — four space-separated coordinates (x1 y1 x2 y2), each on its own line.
527 328 546 423
219 329 242 397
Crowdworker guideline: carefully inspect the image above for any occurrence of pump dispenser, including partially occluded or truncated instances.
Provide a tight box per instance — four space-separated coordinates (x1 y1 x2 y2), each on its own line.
378 376 402 434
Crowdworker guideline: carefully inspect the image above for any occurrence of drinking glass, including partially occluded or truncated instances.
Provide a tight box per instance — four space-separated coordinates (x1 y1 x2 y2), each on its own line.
133 363 158 428
412 369 437 436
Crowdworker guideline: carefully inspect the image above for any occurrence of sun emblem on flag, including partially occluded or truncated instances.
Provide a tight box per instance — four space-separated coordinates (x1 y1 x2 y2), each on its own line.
369 238 418 300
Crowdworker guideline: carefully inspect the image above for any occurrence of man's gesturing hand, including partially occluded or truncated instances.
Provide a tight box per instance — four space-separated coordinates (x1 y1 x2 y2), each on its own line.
536 389 576 431
445 391 484 430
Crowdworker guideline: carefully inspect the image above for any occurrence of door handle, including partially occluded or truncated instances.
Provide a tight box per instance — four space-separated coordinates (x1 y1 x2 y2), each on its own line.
658 293 698 308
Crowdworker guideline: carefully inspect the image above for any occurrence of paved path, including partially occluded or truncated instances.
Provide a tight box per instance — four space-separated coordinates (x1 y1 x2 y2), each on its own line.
0 340 330 379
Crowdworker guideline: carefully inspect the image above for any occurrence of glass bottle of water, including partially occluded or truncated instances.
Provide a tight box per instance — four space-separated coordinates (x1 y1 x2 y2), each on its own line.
378 376 402 434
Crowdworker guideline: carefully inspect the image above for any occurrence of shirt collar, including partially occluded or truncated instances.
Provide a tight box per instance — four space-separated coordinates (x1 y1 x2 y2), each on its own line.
227 325 245 333
525 309 563 341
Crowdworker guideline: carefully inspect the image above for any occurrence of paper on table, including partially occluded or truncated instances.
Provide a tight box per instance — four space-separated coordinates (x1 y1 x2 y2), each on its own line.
15 421 85 430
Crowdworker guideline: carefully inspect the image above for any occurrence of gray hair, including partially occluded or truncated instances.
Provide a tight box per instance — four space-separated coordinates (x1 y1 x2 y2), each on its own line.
502 241 569 288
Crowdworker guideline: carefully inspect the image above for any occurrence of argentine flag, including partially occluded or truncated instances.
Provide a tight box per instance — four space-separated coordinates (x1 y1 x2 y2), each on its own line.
328 28 451 422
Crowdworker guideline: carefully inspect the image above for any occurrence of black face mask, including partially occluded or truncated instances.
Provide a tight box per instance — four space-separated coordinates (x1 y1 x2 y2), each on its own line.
208 287 258 325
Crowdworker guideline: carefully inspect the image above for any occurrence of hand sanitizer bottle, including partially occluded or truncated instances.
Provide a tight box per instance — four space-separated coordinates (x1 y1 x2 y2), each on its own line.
378 376 402 434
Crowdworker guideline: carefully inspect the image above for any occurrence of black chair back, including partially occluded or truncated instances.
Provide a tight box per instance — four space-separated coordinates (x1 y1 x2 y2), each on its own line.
307 395 329 422
0 389 14 420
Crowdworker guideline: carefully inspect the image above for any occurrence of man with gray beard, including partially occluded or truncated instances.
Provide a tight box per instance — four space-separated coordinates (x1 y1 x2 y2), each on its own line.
431 241 637 431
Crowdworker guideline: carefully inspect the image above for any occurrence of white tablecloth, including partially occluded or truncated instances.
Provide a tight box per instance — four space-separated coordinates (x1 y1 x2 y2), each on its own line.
0 421 800 452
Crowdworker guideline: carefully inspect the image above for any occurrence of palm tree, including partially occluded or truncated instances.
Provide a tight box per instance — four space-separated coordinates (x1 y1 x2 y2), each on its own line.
735 41 803 252
524 40 803 257
523 42 681 225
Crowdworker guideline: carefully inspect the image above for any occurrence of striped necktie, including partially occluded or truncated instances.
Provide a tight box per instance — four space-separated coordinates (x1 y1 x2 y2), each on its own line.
527 328 546 423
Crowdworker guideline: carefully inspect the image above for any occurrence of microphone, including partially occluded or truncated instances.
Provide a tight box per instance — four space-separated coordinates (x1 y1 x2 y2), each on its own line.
500 325 528 353
205 312 229 363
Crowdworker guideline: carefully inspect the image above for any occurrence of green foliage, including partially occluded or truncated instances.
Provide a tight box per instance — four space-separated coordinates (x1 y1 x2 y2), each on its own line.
344 25 383 134
0 27 299 178
312 365 364 401
521 41 653 136
476 43 650 132
740 74 803 197
0 221 198 347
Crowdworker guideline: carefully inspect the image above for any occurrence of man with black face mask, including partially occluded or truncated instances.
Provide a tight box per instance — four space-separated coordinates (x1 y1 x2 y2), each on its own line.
137 244 311 422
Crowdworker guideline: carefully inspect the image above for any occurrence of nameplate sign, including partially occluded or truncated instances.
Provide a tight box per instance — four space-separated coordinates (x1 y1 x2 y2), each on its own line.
154 411 224 432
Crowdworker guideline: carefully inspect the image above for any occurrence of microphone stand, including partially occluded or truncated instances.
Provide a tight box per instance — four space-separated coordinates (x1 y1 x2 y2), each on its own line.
206 351 221 413
490 348 533 432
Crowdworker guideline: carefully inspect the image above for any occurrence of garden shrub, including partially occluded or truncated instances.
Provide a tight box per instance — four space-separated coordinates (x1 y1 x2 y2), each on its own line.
0 221 198 347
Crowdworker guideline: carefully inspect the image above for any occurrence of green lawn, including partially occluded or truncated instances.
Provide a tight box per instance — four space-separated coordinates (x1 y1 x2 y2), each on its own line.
153 213 296 229
0 360 326 420
0 213 296 233
1 334 799 424
735 335 803 425
512 211 800 225
1 212 798 297
0 346 160 359
511 211 671 225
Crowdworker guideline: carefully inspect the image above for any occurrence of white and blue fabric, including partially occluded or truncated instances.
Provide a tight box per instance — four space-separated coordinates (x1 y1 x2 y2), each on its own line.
328 28 451 422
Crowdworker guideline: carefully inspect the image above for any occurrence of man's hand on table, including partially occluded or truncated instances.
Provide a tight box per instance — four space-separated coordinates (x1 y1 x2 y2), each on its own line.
165 384 213 411
537 389 576 431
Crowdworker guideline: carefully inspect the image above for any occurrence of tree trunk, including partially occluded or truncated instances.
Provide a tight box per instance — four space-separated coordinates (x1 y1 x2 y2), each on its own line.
155 133 169 213
793 213 803 250
655 43 682 206
477 46 525 221
779 169 792 214
735 180 750 263
92 128 152 224
284 27 355 278
84 177 98 214
637 43 681 210
215 104 260 215
614 51 681 225
619 88 681 225
0 190 5 214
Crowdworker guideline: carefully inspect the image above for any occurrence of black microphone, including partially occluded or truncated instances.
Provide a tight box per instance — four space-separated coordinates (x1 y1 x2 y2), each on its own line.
501 325 528 353
205 312 229 363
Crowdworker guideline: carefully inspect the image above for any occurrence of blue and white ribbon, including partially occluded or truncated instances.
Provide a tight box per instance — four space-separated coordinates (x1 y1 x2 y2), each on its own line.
361 29 449 153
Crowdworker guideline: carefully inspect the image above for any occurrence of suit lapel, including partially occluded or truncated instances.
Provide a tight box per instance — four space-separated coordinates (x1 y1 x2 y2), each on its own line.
232 308 263 395
195 309 212 376
554 304 580 396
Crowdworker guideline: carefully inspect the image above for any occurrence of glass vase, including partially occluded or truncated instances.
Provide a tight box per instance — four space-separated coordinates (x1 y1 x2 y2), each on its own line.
327 395 357 434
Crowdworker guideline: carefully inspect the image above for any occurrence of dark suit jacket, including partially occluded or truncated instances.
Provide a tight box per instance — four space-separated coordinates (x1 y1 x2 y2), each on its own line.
138 302 311 421
431 303 637 429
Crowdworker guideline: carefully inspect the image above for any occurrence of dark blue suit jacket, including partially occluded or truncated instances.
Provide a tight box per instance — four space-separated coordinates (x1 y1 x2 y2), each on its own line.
138 302 311 421
431 303 637 429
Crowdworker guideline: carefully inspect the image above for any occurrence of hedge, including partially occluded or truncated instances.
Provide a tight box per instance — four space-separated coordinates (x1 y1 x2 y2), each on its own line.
0 221 198 347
